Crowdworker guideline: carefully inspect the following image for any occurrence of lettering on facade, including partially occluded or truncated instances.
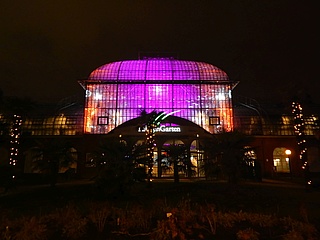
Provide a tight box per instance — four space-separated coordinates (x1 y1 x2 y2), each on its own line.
137 125 181 133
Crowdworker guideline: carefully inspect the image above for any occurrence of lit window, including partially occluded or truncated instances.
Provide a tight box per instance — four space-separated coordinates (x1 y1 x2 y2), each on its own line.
273 147 290 173
209 117 220 125
98 117 109 125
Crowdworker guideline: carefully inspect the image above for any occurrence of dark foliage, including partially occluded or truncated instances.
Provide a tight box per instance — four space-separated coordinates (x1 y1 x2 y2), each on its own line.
203 130 254 183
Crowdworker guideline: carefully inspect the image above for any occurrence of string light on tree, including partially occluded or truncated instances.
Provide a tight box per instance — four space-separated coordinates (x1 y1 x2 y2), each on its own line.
9 114 22 166
145 111 160 182
292 102 308 171
145 111 178 182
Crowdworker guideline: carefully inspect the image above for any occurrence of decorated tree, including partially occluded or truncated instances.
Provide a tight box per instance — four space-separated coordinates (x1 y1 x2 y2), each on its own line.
292 101 310 186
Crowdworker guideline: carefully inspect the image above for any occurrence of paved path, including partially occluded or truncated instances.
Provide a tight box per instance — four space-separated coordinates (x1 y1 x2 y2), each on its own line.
0 177 314 197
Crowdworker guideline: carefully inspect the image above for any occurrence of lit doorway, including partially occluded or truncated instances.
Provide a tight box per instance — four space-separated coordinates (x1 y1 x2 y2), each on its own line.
273 147 291 173
190 140 204 177
160 139 185 177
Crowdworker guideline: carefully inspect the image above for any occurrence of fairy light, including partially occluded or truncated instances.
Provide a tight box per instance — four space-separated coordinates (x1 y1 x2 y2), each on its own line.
292 102 308 173
9 115 22 166
145 111 168 181
145 112 156 181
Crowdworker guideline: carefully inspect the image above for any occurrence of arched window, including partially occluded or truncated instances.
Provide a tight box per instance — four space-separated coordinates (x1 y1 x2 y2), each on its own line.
160 139 185 177
273 147 290 173
244 146 257 160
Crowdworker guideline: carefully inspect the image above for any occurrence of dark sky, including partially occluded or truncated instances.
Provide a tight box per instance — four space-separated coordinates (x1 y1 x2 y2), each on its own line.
1 0 319 104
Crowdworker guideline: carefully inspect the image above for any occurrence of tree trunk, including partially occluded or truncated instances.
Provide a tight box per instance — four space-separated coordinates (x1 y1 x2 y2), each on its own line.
173 159 179 183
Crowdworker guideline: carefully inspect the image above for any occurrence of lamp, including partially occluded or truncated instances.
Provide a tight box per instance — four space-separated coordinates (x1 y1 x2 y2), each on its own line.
285 149 292 180
285 149 291 156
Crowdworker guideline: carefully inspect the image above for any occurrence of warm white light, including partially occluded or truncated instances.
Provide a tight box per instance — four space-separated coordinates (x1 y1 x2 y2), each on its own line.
94 92 103 100
285 149 291 155
216 92 225 100
85 90 92 97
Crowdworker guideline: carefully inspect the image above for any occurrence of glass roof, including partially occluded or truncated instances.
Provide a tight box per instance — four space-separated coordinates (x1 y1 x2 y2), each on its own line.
88 59 229 81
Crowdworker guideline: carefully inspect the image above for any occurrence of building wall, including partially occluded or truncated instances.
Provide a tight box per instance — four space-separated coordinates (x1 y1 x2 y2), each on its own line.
250 136 304 178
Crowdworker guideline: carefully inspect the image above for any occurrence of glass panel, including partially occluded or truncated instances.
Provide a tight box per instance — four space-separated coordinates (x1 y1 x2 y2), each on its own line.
84 59 234 134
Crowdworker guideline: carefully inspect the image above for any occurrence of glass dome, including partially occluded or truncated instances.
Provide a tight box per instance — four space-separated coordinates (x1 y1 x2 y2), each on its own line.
88 59 229 81
82 58 235 134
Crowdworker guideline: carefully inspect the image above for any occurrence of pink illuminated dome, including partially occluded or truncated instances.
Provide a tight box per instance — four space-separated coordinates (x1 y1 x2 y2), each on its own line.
82 57 236 135
88 58 229 81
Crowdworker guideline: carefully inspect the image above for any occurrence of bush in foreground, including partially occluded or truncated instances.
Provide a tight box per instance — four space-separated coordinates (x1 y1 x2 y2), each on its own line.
1 197 318 240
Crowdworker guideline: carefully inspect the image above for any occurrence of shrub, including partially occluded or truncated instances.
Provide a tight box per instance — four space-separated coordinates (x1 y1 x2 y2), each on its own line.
236 228 259 240
0 196 319 239
13 216 47 240
88 202 112 233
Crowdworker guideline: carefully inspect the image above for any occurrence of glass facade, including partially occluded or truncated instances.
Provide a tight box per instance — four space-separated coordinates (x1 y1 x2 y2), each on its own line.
22 115 83 135
233 114 320 136
81 59 236 134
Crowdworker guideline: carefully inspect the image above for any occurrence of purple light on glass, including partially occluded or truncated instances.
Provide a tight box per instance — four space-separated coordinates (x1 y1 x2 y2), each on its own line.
89 59 229 81
82 59 235 134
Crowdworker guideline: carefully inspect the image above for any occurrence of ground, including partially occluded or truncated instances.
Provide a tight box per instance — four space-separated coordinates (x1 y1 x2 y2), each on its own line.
1 178 319 239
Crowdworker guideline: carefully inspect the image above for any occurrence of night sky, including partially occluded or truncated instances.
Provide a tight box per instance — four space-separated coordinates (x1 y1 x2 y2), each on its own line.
1 0 318 105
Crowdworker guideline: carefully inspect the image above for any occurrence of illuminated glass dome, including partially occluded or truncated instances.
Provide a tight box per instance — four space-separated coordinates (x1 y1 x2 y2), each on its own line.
82 58 236 135
88 59 229 81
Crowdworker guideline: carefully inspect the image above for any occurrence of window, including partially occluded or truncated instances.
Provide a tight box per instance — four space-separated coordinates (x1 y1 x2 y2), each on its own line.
98 116 109 125
209 117 220 125
273 147 290 173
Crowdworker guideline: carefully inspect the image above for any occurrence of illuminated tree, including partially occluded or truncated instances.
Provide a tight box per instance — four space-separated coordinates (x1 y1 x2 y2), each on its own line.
144 111 165 183
1 96 35 167
292 101 310 185
143 110 195 182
